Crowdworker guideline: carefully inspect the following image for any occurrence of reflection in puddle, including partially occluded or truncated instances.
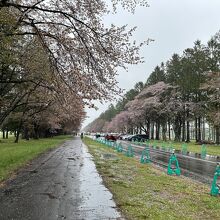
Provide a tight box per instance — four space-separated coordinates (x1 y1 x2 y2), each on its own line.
78 144 122 220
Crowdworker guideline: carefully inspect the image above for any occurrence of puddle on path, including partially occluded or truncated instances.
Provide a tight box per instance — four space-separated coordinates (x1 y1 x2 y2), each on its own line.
77 143 122 220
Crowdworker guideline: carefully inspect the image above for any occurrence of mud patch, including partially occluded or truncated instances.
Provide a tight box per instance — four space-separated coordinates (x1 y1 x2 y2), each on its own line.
29 170 38 174
67 157 76 161
38 192 58 200
4 188 13 196
101 153 118 160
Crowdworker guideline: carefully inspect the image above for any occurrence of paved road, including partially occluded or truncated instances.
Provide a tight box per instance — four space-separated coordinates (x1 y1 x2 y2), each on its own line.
120 141 219 184
0 138 122 220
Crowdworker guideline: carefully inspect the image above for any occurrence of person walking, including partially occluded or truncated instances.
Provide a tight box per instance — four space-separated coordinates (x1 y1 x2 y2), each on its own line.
80 132 84 139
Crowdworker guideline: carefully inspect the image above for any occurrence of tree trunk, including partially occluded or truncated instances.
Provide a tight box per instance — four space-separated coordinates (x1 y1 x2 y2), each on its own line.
23 126 30 140
15 120 23 143
155 121 160 140
186 121 190 142
198 117 201 142
202 117 206 140
162 123 167 141
33 123 39 139
168 120 171 140
216 126 220 145
186 107 190 142
178 120 182 141
6 129 8 139
213 127 216 142
15 126 22 143
150 122 154 140
174 116 181 142
182 118 185 142
208 123 211 141
146 120 150 139
195 118 198 142
155 122 160 140
2 129 5 139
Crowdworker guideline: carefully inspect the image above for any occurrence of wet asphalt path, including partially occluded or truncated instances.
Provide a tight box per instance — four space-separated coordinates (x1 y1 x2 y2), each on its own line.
0 137 122 220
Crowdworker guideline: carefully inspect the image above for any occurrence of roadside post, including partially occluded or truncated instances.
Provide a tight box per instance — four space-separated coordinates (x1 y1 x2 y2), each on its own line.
201 144 207 159
153 141 157 149
210 163 220 196
107 140 110 147
140 147 151 163
110 141 113 147
168 142 173 152
107 140 111 147
162 143 166 151
167 149 181 176
145 140 150 148
182 143 187 155
125 144 134 157
113 141 117 149
168 145 173 152
116 142 123 153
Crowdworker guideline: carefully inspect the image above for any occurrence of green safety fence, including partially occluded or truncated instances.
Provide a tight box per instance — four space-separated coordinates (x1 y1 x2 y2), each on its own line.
94 138 220 197
210 163 220 196
201 144 207 159
140 147 151 164
125 144 134 157
167 150 181 176
116 142 123 152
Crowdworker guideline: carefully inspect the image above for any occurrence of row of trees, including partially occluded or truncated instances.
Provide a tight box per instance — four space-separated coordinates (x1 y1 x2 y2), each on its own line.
0 0 148 142
84 31 220 144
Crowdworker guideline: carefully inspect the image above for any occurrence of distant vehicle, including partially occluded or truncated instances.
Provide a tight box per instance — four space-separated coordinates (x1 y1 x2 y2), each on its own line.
123 134 134 140
117 134 127 140
127 134 149 142
95 134 101 139
105 134 117 141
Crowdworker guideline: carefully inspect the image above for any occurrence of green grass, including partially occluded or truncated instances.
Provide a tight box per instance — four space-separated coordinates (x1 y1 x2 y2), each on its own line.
147 140 220 156
84 137 220 220
0 135 72 182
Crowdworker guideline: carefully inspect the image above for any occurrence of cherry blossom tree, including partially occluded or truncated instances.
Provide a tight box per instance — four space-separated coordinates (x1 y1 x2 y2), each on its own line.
200 72 220 143
1 0 151 140
0 0 149 104
106 111 131 133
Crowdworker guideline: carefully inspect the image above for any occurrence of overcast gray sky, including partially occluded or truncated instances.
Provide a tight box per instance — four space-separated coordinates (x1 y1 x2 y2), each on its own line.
82 0 220 128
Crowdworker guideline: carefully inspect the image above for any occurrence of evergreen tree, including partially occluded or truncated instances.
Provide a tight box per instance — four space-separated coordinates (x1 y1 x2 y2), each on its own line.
146 63 166 85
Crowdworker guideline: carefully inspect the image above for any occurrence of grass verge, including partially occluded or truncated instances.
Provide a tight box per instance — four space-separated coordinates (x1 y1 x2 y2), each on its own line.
84 137 220 220
0 135 72 182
